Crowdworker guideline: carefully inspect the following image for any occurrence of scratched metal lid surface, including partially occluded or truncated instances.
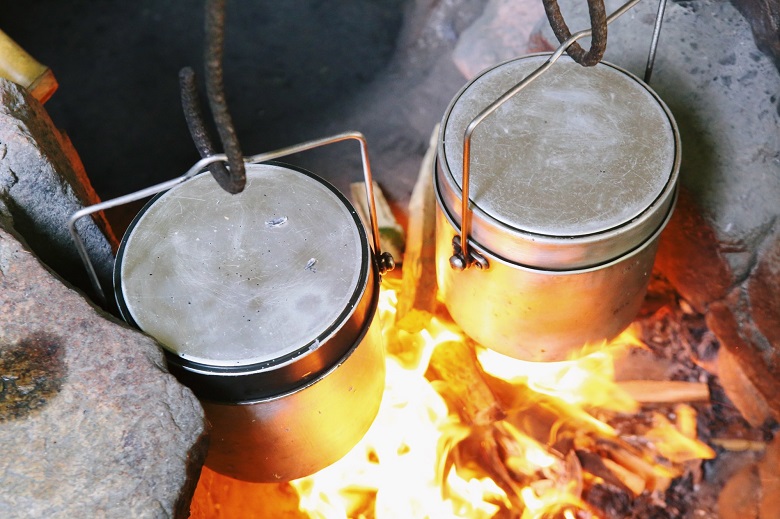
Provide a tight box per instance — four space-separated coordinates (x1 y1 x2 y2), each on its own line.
442 54 676 237
116 163 369 368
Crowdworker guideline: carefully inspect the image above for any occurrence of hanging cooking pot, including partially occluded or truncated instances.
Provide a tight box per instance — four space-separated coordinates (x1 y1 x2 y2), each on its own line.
435 50 680 361
70 133 394 482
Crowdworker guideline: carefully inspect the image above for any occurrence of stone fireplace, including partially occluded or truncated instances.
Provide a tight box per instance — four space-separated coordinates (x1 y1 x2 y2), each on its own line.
1 0 778 516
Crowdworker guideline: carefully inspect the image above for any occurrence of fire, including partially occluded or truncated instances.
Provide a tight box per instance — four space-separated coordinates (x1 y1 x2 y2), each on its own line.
289 280 715 518
290 286 501 519
477 329 642 413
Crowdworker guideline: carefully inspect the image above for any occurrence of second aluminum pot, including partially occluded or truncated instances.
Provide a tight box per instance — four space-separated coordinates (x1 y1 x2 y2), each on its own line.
435 54 680 361
114 162 385 482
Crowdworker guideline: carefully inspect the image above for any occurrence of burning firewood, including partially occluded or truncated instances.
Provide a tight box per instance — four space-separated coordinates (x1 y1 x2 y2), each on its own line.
576 449 641 496
450 429 527 511
617 380 710 404
674 403 698 439
427 339 506 427
395 124 440 333
599 458 647 496
595 438 678 494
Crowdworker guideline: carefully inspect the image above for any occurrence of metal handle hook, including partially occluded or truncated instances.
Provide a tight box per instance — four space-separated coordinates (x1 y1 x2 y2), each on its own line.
194 0 246 194
543 0 608 66
644 0 669 83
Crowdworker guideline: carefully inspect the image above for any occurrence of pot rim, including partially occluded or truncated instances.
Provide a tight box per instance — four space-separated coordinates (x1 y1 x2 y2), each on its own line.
199 274 380 406
114 162 378 402
436 53 681 270
435 182 679 275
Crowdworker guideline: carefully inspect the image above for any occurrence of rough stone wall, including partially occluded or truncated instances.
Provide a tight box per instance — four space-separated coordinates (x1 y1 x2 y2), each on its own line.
0 80 208 518
0 218 209 518
730 0 780 71
0 79 115 300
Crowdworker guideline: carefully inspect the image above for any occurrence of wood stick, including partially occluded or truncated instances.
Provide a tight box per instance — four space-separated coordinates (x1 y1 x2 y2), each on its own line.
452 429 526 511
576 450 635 495
600 441 678 493
601 458 646 496
710 438 767 452
395 124 439 333
428 339 505 427
617 380 710 403
350 181 405 266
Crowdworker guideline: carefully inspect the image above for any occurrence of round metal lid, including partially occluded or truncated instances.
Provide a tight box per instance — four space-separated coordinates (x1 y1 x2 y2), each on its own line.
442 54 676 237
116 163 369 369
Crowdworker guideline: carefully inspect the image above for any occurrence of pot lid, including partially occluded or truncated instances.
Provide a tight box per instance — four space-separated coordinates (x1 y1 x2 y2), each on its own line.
116 163 370 370
442 54 676 237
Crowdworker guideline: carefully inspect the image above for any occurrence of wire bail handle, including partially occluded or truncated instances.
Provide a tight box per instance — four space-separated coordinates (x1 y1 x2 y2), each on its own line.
69 132 395 305
450 0 668 271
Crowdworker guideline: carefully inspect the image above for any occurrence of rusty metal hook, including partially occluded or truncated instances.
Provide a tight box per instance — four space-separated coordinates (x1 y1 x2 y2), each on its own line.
179 66 236 191
543 0 608 66
180 0 246 194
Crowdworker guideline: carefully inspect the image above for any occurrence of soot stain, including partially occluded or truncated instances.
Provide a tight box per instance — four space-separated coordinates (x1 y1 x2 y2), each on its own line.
0 333 67 422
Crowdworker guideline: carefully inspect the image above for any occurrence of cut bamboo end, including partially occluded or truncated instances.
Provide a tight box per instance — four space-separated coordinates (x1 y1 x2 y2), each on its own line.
0 29 58 103
28 68 58 104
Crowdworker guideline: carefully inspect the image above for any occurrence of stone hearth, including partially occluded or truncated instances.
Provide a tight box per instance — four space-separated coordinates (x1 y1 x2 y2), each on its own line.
1 0 778 516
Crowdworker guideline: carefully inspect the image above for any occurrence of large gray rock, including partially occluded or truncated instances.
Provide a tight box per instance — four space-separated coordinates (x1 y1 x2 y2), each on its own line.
0 78 115 300
0 217 208 518
452 0 544 79
730 0 780 71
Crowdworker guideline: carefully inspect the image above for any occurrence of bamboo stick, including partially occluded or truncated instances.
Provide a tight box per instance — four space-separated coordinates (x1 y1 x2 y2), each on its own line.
395 124 440 333
0 29 58 103
602 442 678 493
711 438 767 452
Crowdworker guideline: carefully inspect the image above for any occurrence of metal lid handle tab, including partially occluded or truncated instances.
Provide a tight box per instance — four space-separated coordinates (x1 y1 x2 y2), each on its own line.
69 132 393 304
451 0 668 271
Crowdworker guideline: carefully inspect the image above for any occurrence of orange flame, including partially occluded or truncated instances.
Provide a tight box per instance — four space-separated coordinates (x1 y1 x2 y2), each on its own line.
645 413 716 463
290 283 714 517
478 328 642 413
292 286 501 518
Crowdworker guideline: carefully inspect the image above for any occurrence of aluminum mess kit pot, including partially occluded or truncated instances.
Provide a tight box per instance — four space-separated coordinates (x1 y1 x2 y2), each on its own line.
435 54 680 361
72 134 392 482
